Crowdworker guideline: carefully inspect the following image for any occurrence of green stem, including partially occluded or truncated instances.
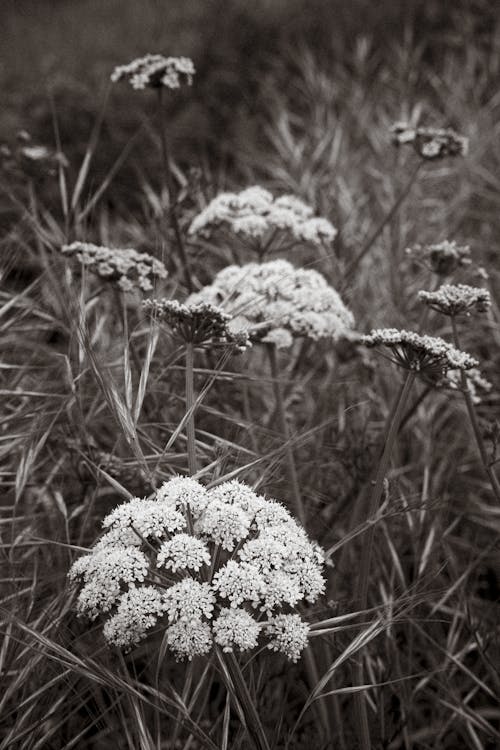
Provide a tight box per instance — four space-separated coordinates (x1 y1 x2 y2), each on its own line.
157 88 193 293
185 342 198 477
450 317 500 503
353 370 416 750
267 344 306 527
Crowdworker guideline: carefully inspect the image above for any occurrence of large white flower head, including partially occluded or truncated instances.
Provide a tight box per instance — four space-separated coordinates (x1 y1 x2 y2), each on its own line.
189 186 337 250
187 260 354 348
111 54 195 90
68 477 325 661
61 242 167 293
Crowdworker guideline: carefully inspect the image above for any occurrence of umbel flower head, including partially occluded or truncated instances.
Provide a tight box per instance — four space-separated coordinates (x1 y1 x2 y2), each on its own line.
68 477 325 661
446 367 492 405
189 186 337 250
62 242 167 292
186 259 354 349
362 328 478 385
418 284 491 316
391 122 468 159
111 54 195 90
143 299 249 349
405 240 472 276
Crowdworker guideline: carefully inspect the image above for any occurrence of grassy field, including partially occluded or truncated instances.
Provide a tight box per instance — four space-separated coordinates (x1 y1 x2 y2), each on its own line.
1 1 500 749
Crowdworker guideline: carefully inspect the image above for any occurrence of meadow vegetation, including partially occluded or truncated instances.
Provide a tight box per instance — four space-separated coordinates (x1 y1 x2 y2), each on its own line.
1 1 500 748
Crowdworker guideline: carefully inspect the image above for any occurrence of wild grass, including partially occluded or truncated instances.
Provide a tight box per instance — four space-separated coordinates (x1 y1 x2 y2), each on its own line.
1 2 500 748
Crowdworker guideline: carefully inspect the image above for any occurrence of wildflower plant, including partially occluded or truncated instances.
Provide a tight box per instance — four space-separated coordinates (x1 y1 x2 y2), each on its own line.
391 122 469 159
362 328 478 385
143 298 249 349
187 259 354 348
68 477 325 661
405 240 472 276
61 241 168 292
111 54 195 90
418 284 491 316
189 186 337 257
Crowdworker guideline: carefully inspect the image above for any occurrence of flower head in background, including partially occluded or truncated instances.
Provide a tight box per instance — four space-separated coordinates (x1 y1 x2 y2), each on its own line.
418 284 491 316
61 242 167 292
143 299 249 349
68 477 325 661
189 186 337 251
405 240 472 276
391 122 468 159
111 55 195 90
187 259 354 348
362 328 478 385
446 367 492 405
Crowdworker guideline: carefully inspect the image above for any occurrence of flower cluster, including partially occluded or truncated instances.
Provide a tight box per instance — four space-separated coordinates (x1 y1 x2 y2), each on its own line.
189 186 337 249
111 55 195 90
405 240 472 276
143 298 249 349
68 477 325 661
61 242 168 292
418 284 491 316
362 328 478 384
391 122 468 159
446 367 492 404
1 130 68 179
186 259 354 348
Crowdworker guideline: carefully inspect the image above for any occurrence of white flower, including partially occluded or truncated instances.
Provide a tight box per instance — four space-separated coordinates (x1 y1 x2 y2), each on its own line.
68 479 326 662
157 534 210 572
265 614 309 662
103 498 186 540
418 284 491 316
111 54 195 90
163 579 215 622
195 499 251 551
155 476 209 518
189 186 336 248
213 561 265 607
362 328 478 382
61 242 167 292
103 585 168 648
166 619 212 660
213 607 261 652
187 260 354 347
69 547 149 619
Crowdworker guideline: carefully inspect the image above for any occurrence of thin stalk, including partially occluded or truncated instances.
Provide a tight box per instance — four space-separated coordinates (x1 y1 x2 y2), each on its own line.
216 650 271 750
353 370 416 750
185 342 198 477
157 88 193 293
450 316 500 503
267 344 305 527
343 160 422 285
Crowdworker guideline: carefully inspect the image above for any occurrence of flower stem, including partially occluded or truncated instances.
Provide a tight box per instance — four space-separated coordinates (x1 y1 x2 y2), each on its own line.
343 159 422 285
267 344 306 527
450 316 500 502
157 88 193 293
353 370 416 750
216 649 271 750
185 342 198 477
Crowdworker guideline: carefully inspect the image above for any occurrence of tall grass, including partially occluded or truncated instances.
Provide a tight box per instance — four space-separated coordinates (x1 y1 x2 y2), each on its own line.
1 3 500 748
